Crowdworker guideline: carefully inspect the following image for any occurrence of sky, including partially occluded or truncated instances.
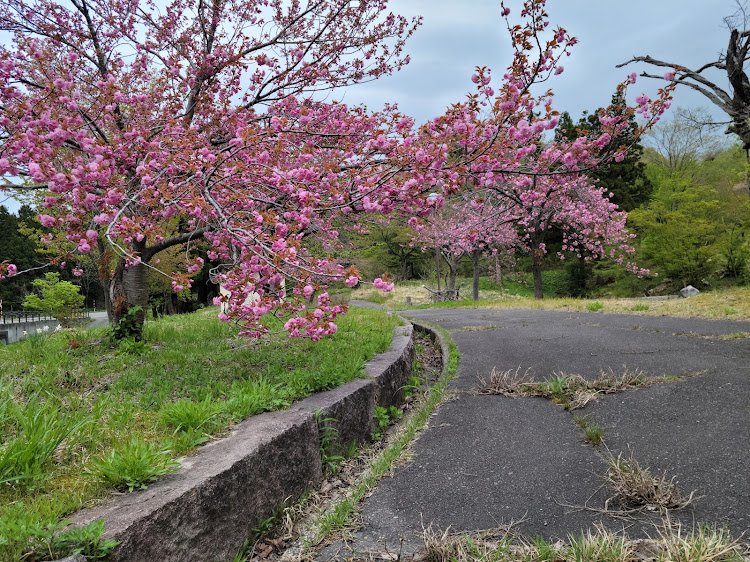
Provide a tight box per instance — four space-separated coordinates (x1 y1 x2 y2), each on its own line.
0 0 740 214
336 0 736 126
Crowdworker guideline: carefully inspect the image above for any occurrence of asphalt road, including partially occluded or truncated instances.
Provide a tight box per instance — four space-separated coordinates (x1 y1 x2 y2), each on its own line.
319 307 750 558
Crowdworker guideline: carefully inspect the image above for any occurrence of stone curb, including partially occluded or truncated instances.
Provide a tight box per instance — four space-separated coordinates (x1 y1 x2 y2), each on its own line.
406 318 451 380
62 321 415 562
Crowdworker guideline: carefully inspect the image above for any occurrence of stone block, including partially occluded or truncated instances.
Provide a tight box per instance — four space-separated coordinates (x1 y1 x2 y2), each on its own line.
680 285 700 298
292 378 376 454
69 410 322 562
365 324 415 409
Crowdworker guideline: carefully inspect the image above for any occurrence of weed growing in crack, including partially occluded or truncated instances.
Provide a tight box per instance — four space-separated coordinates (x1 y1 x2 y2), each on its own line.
590 367 647 392
477 367 656 411
454 325 502 332
526 535 563 561
414 523 746 562
604 450 697 513
717 331 750 340
566 525 634 561
573 415 604 445
421 524 515 562
539 374 571 400
476 367 535 396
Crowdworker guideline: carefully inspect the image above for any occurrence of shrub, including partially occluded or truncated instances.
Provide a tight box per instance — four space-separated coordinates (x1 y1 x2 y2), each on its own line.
23 272 85 328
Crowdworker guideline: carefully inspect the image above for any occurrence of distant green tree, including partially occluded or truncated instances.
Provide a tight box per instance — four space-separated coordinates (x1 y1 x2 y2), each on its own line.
23 272 85 327
628 145 750 287
0 205 45 307
628 184 722 286
346 222 428 282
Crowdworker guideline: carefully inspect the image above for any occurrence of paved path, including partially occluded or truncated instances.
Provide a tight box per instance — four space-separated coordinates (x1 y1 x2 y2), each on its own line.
85 310 110 329
320 308 750 557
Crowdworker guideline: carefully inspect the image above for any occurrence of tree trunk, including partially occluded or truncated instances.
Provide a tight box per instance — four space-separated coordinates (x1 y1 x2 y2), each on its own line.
472 249 481 300
495 253 503 286
530 234 544 300
445 253 458 297
109 252 149 340
166 292 177 315
400 257 408 282
103 277 113 324
435 246 441 293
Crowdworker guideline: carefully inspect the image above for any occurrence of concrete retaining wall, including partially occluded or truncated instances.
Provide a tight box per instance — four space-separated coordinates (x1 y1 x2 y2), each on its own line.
0 319 60 344
65 322 417 562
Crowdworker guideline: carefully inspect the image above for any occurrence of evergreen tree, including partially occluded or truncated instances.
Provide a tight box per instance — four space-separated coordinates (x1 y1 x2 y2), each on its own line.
0 205 44 308
557 91 653 212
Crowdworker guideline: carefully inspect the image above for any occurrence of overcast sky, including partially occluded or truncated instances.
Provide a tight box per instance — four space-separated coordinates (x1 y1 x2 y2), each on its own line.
338 0 737 126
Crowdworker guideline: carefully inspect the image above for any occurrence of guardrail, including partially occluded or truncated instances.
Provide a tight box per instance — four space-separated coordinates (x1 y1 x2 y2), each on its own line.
0 309 91 325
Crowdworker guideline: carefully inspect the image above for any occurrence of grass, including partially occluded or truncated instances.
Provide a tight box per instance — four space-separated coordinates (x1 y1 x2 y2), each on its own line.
0 306 400 562
415 522 747 561
604 450 697 513
573 415 604 446
476 367 653 411
352 272 568 308
355 278 750 322
657 522 747 562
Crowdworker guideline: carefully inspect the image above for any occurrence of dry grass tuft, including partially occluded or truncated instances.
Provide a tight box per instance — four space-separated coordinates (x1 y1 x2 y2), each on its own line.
590 367 647 392
476 367 536 397
657 520 747 562
420 524 515 562
604 451 697 513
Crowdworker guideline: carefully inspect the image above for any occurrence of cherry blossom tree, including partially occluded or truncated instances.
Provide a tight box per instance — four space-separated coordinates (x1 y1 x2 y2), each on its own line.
411 190 518 300
0 0 674 337
410 1 674 299
0 0 427 338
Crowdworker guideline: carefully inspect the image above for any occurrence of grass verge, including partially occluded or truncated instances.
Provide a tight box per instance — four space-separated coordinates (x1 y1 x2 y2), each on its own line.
0 307 400 562
354 279 750 322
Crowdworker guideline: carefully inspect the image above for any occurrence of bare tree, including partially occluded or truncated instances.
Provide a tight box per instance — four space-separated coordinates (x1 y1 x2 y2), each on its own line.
645 108 729 175
618 2 750 163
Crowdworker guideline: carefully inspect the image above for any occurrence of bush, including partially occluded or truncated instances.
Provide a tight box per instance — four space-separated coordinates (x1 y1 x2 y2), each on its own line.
23 272 84 327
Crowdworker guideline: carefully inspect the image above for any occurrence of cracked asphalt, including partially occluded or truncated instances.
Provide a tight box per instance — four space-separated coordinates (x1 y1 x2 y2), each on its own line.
319 307 750 558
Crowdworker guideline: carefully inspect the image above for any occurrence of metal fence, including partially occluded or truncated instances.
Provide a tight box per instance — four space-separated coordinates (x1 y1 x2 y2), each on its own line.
0 309 91 325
